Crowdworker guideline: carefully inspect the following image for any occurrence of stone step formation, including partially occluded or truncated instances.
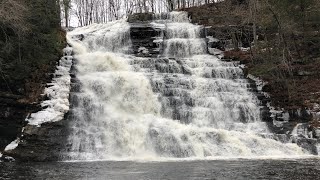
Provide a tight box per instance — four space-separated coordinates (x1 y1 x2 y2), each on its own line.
62 12 317 161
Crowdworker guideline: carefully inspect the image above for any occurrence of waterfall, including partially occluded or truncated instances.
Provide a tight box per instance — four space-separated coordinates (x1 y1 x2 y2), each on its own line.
65 13 308 160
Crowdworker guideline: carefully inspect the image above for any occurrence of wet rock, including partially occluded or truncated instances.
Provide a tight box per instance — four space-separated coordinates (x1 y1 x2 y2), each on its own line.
128 13 154 23
295 138 318 155
73 34 84 41
0 155 15 162
207 37 224 50
130 25 163 57
0 96 28 150
4 121 69 162
312 128 320 138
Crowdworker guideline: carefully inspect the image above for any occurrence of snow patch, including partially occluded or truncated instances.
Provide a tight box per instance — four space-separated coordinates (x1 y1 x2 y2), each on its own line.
4 138 20 151
27 47 73 126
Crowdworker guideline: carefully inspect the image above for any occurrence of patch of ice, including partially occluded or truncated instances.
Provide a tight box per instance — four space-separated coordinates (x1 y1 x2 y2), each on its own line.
315 129 320 137
246 75 289 127
207 36 219 43
208 48 224 59
282 112 290 121
4 139 20 151
240 47 250 52
4 156 15 162
311 103 320 121
150 22 166 29
247 74 267 91
316 143 320 155
208 48 222 55
138 46 149 54
292 123 314 138
27 47 73 126
153 37 163 44
267 102 286 127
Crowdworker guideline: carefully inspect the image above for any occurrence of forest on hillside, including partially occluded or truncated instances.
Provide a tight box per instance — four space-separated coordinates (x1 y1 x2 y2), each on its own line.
0 0 64 100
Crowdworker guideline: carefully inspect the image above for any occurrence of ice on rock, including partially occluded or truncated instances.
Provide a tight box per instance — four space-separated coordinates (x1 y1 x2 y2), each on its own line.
27 47 73 126
4 139 20 151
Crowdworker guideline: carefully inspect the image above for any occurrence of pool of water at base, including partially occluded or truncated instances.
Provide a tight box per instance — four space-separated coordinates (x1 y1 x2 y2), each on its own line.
0 158 319 180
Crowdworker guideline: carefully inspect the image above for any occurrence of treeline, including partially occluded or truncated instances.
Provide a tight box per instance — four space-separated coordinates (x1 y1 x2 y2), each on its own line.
252 0 320 108
249 0 320 71
211 0 320 108
198 0 320 76
61 0 220 26
0 0 65 98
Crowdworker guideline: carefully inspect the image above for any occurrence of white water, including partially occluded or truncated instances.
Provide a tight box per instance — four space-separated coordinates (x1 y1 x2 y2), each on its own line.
65 12 308 160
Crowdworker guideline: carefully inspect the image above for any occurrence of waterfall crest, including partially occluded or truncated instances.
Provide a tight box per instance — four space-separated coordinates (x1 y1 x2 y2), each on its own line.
65 12 307 160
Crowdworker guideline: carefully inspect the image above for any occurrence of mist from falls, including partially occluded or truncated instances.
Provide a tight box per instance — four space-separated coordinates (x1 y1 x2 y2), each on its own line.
66 12 307 160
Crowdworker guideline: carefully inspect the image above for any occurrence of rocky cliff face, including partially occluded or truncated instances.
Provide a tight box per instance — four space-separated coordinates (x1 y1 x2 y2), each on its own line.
1 47 73 162
0 63 59 158
4 122 69 161
0 94 27 150
0 66 69 161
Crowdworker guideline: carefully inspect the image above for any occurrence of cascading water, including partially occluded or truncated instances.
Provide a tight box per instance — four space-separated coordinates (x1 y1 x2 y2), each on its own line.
65 12 308 160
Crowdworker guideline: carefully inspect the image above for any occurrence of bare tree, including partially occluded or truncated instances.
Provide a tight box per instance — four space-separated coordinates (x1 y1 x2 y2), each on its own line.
167 0 174 11
0 0 29 34
72 0 222 26
61 0 71 27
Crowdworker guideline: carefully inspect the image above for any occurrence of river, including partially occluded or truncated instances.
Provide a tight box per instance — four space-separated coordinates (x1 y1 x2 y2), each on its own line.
1 158 319 179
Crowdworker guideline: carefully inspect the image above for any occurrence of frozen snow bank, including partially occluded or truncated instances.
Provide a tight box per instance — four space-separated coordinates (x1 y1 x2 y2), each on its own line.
4 139 20 151
27 47 73 126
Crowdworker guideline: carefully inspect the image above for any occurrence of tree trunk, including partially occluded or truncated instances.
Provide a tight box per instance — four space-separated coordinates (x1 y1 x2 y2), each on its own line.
167 0 174 11
63 0 70 27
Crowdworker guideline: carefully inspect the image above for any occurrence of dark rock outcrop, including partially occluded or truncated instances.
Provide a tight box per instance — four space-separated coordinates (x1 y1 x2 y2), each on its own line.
0 94 27 150
128 13 154 23
4 121 69 162
130 24 163 57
